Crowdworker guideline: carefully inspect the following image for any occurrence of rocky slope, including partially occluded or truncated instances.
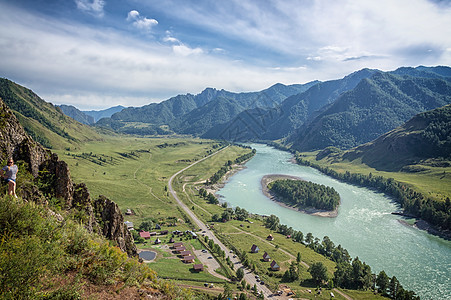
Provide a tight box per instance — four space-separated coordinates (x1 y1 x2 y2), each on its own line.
0 96 137 257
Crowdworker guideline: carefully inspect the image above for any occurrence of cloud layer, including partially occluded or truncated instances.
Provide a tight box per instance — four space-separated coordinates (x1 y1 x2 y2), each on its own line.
0 0 450 110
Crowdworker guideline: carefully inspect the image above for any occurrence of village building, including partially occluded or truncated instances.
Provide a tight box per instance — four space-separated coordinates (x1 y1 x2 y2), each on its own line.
270 260 280 271
154 238 161 244
193 264 204 272
185 230 198 239
250 244 260 253
175 246 186 253
159 230 168 235
139 231 151 239
180 250 192 257
124 221 134 230
168 237 175 243
182 255 195 263
262 252 271 262
173 242 184 248
267 234 274 241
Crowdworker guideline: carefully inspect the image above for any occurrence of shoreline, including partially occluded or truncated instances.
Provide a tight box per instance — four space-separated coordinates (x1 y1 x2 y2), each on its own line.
261 174 339 218
204 164 247 196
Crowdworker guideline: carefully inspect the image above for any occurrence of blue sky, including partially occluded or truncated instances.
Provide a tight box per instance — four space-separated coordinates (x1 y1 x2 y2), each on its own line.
1 0 450 110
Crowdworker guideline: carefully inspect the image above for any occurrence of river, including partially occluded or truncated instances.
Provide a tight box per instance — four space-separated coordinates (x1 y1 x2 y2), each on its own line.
217 144 451 299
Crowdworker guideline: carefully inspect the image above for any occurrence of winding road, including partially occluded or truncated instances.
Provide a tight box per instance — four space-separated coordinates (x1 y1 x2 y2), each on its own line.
168 146 273 298
168 147 352 300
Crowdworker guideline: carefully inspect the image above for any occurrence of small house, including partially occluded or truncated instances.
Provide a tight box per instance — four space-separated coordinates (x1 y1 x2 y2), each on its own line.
193 264 204 272
250 244 260 253
139 231 151 239
180 250 192 257
270 260 280 271
266 234 274 241
169 237 175 243
154 238 161 244
185 230 198 239
182 255 195 263
262 252 271 262
175 246 186 253
173 242 184 248
124 221 134 230
160 230 168 235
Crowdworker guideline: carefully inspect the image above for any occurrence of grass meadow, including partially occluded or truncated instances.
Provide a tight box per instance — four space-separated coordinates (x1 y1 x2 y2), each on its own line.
300 151 451 202
55 136 382 298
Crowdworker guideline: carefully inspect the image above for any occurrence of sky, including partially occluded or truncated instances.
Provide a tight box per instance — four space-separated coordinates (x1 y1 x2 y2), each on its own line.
1 0 450 110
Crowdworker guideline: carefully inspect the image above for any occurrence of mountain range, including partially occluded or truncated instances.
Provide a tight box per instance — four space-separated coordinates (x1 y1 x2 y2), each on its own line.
0 78 102 149
87 66 451 153
58 104 125 125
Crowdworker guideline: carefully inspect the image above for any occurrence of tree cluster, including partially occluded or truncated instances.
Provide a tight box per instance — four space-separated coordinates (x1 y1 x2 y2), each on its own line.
269 179 340 211
262 214 418 298
206 150 256 185
211 206 249 223
296 156 451 231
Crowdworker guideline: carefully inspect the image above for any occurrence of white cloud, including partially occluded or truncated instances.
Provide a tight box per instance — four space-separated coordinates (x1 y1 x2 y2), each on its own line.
75 0 105 17
126 10 140 21
1 1 450 110
163 36 180 43
126 10 158 32
172 44 203 56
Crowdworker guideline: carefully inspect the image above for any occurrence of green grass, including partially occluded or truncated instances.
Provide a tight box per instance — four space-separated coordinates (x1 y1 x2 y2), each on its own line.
148 259 226 284
300 151 451 202
57 137 384 299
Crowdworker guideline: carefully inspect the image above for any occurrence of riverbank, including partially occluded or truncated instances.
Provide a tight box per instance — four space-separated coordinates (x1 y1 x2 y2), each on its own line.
204 164 247 196
261 174 339 218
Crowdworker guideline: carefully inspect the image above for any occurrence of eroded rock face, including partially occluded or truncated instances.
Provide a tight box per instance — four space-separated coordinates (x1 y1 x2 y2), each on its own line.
0 97 137 258
0 98 49 175
93 195 138 257
39 153 74 207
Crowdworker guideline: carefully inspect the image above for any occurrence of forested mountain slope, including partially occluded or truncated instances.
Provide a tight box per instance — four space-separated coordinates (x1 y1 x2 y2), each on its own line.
0 78 102 149
104 82 317 135
290 72 451 151
341 104 451 171
204 68 377 141
83 105 125 122
59 104 95 125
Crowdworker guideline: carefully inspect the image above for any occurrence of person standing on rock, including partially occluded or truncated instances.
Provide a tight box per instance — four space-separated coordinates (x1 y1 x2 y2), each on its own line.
1 158 18 198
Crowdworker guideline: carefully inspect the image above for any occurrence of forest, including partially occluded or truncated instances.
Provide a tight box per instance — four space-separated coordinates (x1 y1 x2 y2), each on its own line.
262 214 418 299
268 179 340 211
295 156 451 231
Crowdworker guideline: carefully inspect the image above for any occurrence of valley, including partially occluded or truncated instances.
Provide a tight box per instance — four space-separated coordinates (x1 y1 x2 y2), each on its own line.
2 65 450 299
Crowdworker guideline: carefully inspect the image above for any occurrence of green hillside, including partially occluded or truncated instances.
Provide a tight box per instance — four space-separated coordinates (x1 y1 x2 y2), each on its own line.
342 104 451 171
0 78 102 149
290 73 451 151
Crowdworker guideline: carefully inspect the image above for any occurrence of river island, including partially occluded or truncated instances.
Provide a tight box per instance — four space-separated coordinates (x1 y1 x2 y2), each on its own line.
261 174 339 218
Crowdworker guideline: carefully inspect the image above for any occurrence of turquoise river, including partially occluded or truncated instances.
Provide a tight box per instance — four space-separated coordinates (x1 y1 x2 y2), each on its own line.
217 144 451 299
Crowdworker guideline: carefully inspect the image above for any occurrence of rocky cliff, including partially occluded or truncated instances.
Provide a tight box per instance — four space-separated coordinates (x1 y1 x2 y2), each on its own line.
0 97 137 257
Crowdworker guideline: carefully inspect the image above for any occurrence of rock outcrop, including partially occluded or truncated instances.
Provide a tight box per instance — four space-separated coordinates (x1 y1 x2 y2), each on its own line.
0 97 49 175
0 97 137 257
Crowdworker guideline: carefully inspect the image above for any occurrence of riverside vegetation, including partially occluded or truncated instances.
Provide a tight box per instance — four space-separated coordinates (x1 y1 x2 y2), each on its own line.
56 136 418 299
2 68 448 298
268 179 340 211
